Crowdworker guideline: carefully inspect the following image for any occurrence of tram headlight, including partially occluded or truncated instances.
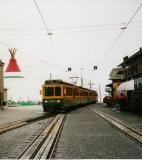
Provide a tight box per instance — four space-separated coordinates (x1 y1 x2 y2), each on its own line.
57 100 60 103
45 100 48 103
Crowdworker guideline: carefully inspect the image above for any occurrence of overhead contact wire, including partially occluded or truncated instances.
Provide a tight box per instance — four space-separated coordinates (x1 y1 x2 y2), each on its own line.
33 0 58 65
33 0 49 32
0 40 48 64
97 2 142 66
0 20 142 32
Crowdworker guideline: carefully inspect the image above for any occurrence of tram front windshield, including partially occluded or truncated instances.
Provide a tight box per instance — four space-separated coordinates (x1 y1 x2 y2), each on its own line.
44 86 61 96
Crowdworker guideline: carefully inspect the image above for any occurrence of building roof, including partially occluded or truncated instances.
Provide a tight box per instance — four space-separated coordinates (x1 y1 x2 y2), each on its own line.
105 83 113 87
118 48 142 67
44 79 97 92
109 67 123 80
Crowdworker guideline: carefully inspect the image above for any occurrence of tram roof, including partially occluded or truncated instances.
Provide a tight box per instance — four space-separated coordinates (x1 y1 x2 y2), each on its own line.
44 79 74 86
44 79 96 92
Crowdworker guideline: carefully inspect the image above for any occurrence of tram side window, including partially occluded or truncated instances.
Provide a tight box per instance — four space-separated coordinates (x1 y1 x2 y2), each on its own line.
75 89 79 96
45 87 54 96
55 87 61 96
69 88 73 96
66 87 69 96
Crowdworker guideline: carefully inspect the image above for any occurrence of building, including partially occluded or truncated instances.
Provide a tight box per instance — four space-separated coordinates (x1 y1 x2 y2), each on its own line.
105 47 142 109
0 60 4 106
109 67 123 80
117 48 142 108
118 48 142 80
105 67 123 100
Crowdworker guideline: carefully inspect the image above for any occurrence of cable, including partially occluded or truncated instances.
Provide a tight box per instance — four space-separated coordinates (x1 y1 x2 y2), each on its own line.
125 3 142 28
97 2 142 66
33 0 58 65
0 40 48 64
0 20 142 32
1 25 142 37
99 30 124 64
33 0 139 67
0 40 70 73
33 0 49 32
49 20 142 31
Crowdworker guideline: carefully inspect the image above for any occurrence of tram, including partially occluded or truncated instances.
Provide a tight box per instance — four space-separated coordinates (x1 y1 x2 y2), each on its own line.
40 79 98 112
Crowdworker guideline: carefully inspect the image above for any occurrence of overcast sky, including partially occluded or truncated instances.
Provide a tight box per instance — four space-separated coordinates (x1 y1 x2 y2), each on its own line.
0 0 142 101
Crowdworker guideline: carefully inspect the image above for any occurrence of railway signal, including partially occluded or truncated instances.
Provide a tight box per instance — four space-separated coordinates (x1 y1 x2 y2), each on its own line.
88 80 94 90
68 67 72 71
93 66 97 70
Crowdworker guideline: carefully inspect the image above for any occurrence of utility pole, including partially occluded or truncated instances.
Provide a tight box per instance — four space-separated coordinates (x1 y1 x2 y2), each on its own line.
50 73 52 80
70 76 79 85
80 68 83 87
88 80 94 90
99 84 101 102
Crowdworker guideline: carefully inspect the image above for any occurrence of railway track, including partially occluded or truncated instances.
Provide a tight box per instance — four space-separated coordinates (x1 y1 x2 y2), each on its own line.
0 113 49 134
18 114 66 159
87 107 142 145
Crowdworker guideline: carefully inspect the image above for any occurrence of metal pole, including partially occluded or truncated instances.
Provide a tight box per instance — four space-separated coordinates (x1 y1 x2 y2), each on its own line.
99 84 101 102
50 73 52 80
89 80 92 89
80 68 83 87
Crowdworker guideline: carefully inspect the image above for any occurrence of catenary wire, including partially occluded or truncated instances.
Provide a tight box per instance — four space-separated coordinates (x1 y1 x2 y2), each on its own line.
0 20 142 32
0 25 142 37
97 2 142 67
33 0 58 65
0 40 48 64
1 2 141 72
0 39 69 74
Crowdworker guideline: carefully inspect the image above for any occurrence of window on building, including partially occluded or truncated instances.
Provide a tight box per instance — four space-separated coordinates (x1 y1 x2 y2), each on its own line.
133 65 135 74
128 68 130 77
135 64 138 73
125 70 128 78
137 77 142 90
132 66 133 74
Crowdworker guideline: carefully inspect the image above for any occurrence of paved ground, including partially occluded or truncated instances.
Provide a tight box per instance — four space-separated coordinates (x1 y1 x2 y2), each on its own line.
0 103 142 158
1 103 142 131
0 105 44 126
54 105 142 159
89 103 142 131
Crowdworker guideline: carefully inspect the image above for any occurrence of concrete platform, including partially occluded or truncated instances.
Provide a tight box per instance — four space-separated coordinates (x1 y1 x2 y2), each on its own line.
0 105 44 127
89 103 142 131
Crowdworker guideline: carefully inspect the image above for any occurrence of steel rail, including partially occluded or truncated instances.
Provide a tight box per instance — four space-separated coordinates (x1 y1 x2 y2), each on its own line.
0 113 48 134
18 114 66 159
87 107 142 144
